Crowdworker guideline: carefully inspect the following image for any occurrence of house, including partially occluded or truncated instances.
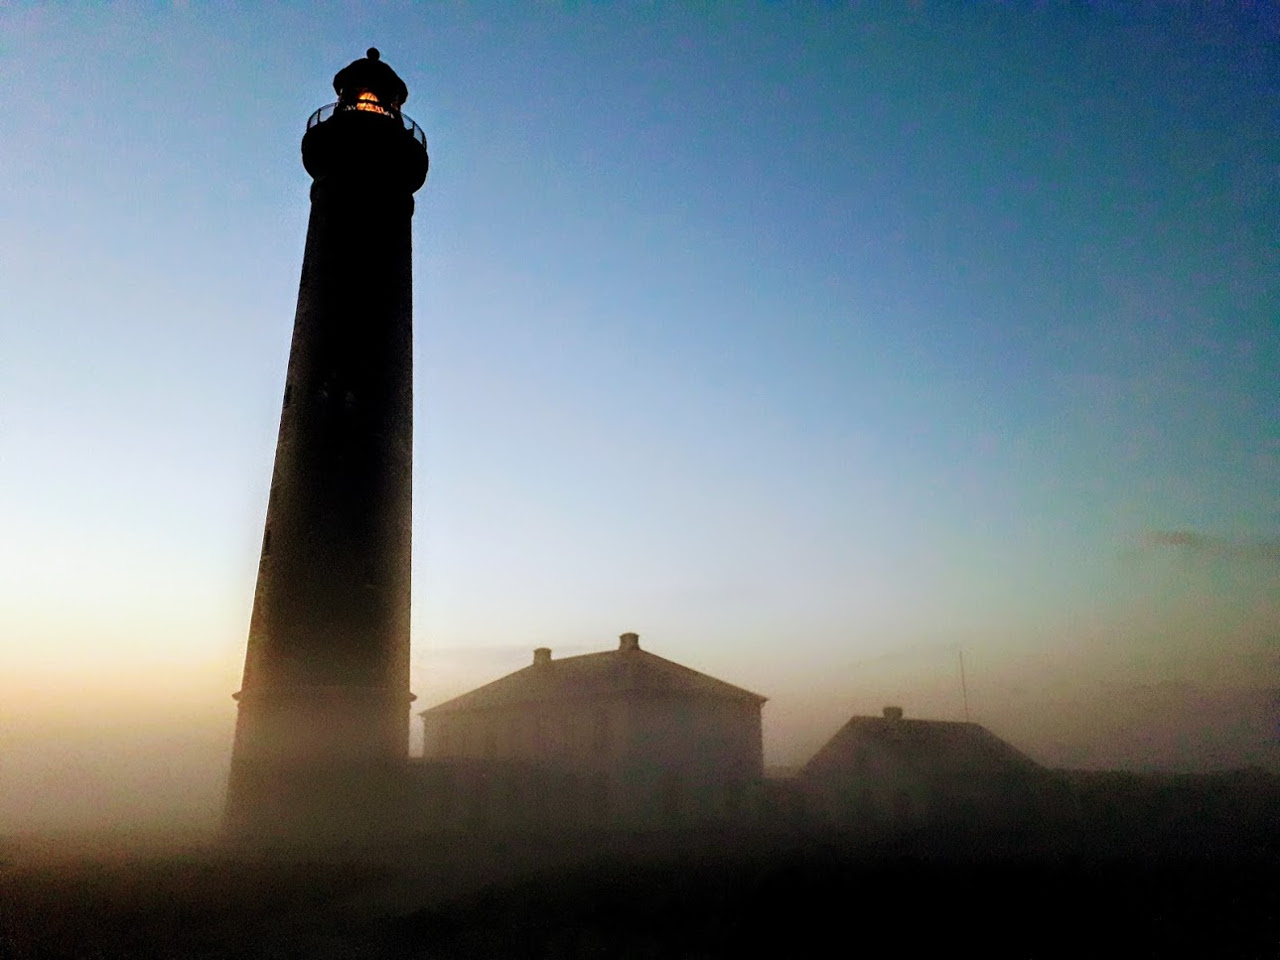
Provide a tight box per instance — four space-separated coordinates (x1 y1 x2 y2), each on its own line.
414 633 767 832
797 706 1052 830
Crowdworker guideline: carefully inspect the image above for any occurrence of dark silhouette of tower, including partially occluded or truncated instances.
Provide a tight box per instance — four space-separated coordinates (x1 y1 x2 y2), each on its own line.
224 49 428 841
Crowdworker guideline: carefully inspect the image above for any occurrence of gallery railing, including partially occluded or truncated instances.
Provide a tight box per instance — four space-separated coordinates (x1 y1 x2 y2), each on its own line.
307 101 428 148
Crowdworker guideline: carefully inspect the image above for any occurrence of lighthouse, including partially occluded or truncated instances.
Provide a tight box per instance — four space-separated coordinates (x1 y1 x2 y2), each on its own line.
224 49 428 840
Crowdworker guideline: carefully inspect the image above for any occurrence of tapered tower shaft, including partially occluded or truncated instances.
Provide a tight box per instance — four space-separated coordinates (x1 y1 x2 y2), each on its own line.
225 50 428 840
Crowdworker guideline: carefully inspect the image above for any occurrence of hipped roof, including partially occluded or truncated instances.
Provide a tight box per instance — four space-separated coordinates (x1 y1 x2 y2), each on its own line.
421 648 767 716
801 714 1043 778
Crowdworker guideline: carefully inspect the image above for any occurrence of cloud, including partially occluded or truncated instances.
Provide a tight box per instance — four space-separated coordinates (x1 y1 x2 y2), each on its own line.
1141 530 1280 563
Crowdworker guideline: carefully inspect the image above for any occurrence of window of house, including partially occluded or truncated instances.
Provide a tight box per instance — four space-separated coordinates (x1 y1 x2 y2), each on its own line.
591 773 610 821
537 714 565 754
438 767 454 817
467 777 487 831
661 773 682 822
893 789 913 822
725 780 743 818
593 711 611 752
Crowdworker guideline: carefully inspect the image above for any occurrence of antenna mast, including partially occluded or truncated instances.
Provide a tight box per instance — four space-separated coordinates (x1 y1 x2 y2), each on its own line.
958 647 971 722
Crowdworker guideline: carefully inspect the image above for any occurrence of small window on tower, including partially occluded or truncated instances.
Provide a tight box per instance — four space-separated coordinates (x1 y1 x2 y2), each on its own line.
282 384 292 408
261 529 271 558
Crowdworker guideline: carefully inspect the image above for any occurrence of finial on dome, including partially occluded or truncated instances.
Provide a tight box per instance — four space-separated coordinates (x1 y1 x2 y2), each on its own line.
367 47 380 61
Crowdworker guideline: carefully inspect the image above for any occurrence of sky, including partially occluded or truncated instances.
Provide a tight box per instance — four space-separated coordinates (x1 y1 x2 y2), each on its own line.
1 2 1278 829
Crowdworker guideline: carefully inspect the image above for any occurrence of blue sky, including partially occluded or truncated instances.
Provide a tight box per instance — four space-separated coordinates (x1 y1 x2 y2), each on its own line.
1 2 1277 825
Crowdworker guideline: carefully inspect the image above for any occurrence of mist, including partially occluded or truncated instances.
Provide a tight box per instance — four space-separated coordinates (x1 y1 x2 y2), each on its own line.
4 1 1279 955
3 637 1275 834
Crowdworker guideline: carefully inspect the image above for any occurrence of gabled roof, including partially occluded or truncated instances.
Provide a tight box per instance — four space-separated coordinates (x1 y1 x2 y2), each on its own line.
801 710 1042 779
421 645 767 715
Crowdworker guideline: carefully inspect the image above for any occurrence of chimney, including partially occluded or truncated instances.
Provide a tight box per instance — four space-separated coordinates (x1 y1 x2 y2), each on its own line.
882 706 903 721
533 647 551 665
618 632 640 652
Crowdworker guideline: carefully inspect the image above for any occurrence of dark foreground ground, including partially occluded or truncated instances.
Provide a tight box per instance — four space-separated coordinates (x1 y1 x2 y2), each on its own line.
2 814 1277 960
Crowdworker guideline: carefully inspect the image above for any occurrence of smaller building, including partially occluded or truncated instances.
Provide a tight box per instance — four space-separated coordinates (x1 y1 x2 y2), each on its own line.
798 706 1051 830
415 633 767 832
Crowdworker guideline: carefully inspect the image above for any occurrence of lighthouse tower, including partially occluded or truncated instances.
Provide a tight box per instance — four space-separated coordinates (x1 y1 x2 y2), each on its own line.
224 50 428 841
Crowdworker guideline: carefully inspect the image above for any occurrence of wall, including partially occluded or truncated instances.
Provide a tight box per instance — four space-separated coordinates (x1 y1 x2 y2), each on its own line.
418 694 764 831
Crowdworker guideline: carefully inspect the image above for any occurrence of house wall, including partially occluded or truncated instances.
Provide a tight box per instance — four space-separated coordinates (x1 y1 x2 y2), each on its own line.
421 700 625 767
403 758 589 833
616 697 762 828
419 695 763 831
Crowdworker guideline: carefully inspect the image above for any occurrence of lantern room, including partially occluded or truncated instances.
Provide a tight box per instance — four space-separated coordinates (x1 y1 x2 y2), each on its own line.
333 47 409 116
